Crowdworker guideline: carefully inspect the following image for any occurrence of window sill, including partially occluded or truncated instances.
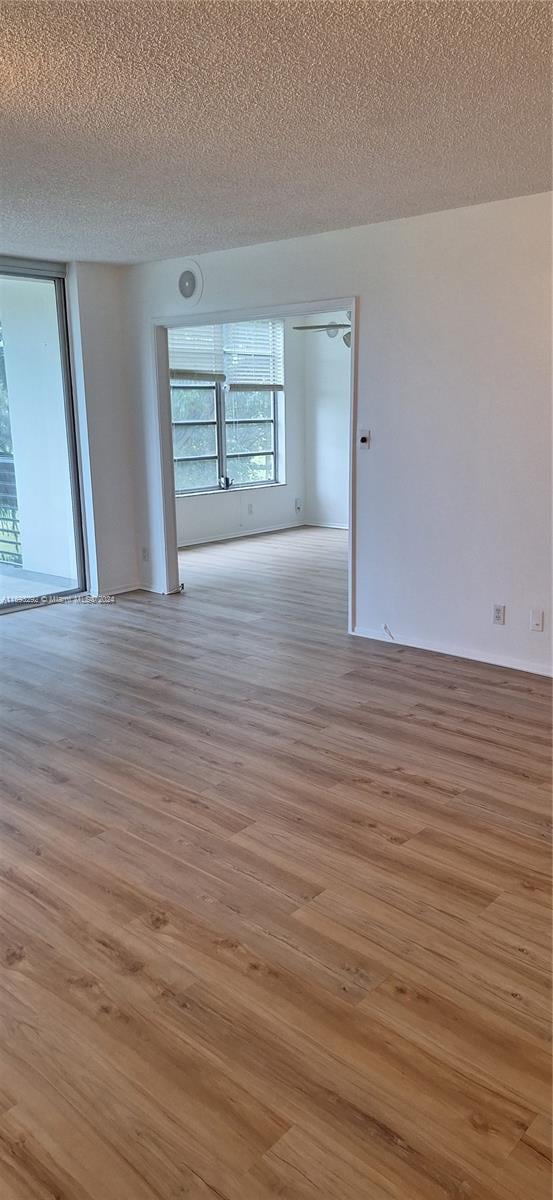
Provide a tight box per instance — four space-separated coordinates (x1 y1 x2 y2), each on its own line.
175 481 287 499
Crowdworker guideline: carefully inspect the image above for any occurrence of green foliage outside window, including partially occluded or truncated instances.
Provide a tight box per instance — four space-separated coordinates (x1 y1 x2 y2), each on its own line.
227 454 275 486
171 387 215 422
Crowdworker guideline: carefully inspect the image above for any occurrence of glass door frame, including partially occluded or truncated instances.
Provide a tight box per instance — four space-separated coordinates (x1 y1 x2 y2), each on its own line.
0 256 87 612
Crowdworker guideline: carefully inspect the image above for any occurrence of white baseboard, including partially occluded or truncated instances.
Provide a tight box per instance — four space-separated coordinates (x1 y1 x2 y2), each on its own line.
177 520 301 550
303 521 349 530
138 586 181 595
177 520 348 550
96 581 142 597
352 625 552 678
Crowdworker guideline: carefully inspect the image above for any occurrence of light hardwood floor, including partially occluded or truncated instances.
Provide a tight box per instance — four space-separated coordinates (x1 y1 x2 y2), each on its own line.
0 526 551 1199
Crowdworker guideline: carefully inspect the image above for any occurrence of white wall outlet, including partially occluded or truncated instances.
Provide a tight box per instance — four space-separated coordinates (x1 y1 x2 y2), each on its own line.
359 429 371 448
530 607 544 632
247 502 254 516
141 546 149 563
295 497 303 513
492 604 506 625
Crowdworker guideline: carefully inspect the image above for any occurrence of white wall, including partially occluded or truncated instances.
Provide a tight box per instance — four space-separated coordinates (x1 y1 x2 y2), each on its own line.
67 263 138 595
174 318 304 547
1 275 78 580
300 309 350 529
119 191 551 673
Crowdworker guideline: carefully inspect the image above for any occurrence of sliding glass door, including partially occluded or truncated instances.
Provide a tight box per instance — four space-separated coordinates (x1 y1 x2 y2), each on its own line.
0 263 85 608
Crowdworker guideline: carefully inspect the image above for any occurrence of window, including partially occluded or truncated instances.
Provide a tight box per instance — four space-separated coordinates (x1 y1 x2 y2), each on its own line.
224 389 276 487
168 319 284 494
171 382 219 493
0 261 85 608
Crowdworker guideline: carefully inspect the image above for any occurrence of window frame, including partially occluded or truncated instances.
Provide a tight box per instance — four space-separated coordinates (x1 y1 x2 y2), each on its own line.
170 380 220 495
0 257 87 610
171 379 281 496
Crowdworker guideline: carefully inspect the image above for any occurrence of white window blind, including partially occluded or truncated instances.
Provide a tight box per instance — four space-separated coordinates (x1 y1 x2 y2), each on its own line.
223 319 284 389
168 318 284 390
167 324 224 380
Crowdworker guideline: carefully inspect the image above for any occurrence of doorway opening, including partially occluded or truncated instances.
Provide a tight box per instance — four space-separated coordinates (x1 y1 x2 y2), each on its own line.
160 299 356 631
293 309 351 535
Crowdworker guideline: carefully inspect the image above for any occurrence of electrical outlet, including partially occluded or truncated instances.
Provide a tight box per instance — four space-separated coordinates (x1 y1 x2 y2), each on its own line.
247 502 254 516
492 604 506 626
295 497 303 513
530 608 544 632
141 546 149 563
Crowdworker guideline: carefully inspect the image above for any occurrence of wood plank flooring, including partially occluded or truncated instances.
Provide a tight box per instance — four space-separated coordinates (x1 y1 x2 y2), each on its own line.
0 526 551 1199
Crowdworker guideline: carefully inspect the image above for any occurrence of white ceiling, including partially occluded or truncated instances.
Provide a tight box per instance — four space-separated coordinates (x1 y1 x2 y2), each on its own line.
1 1 551 264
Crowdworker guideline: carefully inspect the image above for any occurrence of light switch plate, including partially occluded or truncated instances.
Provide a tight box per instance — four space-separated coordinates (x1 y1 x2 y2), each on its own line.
530 608 544 632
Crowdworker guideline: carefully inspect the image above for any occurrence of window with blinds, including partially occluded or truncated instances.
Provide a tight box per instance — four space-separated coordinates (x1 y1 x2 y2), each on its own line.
167 319 284 494
167 324 225 380
222 320 284 389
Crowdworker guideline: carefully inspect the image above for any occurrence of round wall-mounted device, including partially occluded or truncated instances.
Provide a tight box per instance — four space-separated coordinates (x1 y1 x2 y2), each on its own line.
177 260 203 306
178 270 196 298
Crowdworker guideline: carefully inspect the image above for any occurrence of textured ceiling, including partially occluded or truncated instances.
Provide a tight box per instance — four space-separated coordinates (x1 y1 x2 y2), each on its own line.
1 1 551 263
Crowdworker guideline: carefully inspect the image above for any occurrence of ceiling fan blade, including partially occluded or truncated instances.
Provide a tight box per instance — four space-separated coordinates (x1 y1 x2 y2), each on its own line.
293 324 351 332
